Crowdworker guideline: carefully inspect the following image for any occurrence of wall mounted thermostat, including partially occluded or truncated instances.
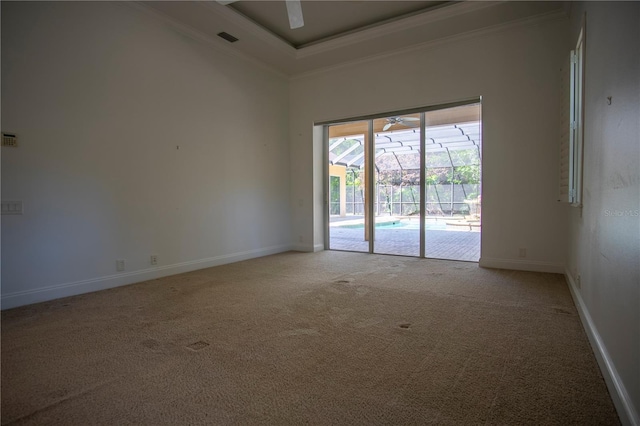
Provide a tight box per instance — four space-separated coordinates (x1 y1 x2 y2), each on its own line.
2 133 18 147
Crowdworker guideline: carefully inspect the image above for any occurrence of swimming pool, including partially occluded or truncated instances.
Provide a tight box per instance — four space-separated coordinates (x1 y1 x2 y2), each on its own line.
336 219 447 231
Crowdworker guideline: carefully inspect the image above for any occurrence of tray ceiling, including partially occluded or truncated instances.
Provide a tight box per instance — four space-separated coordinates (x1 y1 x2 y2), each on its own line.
228 1 449 48
141 1 567 76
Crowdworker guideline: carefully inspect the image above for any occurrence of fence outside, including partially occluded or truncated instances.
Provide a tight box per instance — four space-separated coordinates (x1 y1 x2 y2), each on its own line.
330 184 481 216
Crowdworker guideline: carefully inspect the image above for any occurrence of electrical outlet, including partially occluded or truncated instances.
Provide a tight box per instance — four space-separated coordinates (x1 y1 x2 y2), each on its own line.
116 259 125 272
518 248 527 258
150 255 158 266
298 235 303 243
576 274 581 288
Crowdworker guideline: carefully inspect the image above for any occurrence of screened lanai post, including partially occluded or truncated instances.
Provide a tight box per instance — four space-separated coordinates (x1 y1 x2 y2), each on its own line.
339 168 346 216
328 164 347 217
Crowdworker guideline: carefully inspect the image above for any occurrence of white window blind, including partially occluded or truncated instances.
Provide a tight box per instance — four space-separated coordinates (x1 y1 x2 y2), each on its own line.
559 52 571 201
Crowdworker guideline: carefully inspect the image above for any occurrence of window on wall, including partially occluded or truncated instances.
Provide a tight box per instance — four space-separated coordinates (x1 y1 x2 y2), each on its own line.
562 25 585 206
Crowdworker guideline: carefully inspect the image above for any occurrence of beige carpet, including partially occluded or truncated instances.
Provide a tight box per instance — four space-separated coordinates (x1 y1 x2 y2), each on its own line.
1 251 619 425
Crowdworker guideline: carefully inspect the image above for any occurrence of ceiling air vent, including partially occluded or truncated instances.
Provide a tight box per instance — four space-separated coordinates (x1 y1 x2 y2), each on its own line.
217 32 239 43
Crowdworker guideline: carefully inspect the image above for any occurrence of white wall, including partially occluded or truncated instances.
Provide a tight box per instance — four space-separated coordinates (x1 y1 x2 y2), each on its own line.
1 2 291 309
290 16 568 272
566 2 640 424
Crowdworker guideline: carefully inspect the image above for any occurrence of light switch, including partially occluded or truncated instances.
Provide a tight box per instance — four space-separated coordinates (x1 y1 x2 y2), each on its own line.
1 200 23 215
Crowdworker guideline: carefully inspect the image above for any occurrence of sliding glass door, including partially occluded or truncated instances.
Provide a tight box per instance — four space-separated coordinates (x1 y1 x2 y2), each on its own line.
424 104 482 261
326 101 481 261
327 120 370 253
372 114 421 256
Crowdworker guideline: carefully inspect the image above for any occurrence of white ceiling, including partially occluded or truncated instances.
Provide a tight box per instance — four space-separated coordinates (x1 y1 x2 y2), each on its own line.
141 1 567 77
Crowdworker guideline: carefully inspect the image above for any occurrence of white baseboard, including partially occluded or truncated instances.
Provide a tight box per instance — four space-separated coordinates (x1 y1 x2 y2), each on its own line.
1 244 292 310
290 243 324 252
565 269 639 426
479 257 565 273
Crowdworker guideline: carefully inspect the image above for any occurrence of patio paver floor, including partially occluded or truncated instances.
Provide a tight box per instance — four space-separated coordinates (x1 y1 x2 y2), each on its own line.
329 226 480 261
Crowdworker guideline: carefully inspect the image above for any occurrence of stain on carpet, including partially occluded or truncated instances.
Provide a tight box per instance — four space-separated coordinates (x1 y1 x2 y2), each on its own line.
142 339 161 350
186 341 210 351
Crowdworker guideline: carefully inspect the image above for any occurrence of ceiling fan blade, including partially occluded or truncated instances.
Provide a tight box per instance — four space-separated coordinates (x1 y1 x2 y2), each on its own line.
285 0 304 29
402 117 420 121
216 0 237 5
383 123 392 131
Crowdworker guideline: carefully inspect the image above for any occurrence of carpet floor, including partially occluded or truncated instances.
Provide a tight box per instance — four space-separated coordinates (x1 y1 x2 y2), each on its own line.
1 251 619 425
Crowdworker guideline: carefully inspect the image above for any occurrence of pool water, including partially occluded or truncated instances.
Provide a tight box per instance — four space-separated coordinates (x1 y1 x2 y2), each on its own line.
338 219 447 231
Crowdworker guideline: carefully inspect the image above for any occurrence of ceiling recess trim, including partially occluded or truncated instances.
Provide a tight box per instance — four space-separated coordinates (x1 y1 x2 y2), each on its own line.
293 7 568 80
296 1 498 58
199 0 500 60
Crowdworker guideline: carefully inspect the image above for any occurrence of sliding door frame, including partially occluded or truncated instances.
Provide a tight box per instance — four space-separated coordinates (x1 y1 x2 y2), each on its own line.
323 97 481 257
322 125 330 250
366 120 375 254
419 112 426 258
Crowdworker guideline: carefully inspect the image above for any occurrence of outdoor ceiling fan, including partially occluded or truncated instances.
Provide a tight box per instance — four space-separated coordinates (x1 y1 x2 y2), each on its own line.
217 0 304 30
382 117 420 131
